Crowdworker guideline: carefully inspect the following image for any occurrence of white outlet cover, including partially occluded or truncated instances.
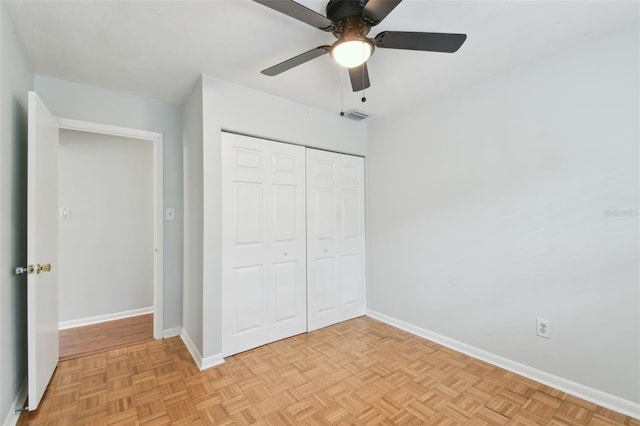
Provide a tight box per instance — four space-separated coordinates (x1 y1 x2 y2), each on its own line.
536 318 551 338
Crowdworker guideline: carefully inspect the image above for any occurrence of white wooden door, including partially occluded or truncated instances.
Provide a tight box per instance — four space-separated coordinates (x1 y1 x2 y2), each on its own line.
222 133 307 356
27 91 60 410
306 149 366 331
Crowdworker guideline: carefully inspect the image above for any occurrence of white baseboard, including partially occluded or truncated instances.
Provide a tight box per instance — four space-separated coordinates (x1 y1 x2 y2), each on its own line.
367 310 640 420
180 329 225 371
58 307 153 330
163 326 182 339
3 379 27 426
201 353 225 370
180 329 202 368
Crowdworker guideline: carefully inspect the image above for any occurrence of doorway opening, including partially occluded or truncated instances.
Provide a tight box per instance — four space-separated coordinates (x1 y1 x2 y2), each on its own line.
56 118 164 358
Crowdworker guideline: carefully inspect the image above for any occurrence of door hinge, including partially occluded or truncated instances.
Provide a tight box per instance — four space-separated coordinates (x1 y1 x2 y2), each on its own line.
15 265 35 275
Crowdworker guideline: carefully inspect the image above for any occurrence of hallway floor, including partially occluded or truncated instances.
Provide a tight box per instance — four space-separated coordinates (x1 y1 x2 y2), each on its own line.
59 314 153 361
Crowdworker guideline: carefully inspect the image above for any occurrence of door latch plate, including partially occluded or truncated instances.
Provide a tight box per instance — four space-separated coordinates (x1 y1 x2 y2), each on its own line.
15 265 35 275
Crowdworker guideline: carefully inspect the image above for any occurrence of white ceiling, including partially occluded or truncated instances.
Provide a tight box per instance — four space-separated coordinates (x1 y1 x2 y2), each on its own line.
3 0 638 117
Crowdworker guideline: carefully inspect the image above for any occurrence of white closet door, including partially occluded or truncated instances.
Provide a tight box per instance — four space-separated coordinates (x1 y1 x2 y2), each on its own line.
306 148 366 331
222 133 307 356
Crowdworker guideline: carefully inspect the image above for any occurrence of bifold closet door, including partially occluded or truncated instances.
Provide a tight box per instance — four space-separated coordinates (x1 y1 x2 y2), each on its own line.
222 133 307 356
306 148 366 332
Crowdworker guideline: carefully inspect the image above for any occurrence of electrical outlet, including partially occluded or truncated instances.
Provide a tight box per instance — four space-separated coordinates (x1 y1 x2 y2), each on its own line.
536 318 551 338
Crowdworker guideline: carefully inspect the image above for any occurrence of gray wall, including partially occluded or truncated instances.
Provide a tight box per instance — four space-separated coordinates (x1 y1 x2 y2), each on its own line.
0 4 32 422
191 75 368 359
182 78 204 352
34 75 183 331
366 27 639 404
58 130 154 322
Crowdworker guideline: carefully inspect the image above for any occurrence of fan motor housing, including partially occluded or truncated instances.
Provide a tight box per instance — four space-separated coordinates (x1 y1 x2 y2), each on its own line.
326 0 366 21
326 0 371 38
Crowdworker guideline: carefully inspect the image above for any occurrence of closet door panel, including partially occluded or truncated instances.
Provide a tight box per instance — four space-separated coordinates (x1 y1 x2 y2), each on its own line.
222 133 306 356
234 182 264 246
273 260 298 321
272 185 297 242
233 265 265 333
308 255 338 328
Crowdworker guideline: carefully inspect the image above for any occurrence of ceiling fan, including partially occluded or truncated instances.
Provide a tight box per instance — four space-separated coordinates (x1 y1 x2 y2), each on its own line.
253 0 467 92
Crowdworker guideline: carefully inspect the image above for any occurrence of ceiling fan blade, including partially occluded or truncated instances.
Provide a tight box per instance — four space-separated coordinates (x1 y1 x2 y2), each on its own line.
253 0 334 31
261 46 331 76
348 63 371 92
374 31 467 53
362 0 402 26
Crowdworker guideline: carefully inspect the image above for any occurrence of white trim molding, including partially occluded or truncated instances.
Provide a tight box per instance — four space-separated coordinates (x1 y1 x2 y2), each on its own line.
367 310 640 420
180 330 224 371
180 329 202 367
162 327 182 339
56 118 163 142
58 307 153 330
56 117 164 340
201 353 225 371
3 379 27 426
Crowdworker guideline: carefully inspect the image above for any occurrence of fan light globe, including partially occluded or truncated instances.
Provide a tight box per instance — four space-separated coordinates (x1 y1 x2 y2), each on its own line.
331 39 372 68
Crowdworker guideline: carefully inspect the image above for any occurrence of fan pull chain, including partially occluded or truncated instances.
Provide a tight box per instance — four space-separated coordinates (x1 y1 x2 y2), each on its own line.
361 43 367 103
340 67 345 116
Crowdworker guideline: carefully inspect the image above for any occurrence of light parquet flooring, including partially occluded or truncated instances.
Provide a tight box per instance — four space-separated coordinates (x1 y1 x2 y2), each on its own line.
19 316 639 425
59 314 154 361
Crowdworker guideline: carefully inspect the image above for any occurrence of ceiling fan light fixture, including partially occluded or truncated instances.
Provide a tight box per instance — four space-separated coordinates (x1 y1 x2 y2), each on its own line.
331 38 373 68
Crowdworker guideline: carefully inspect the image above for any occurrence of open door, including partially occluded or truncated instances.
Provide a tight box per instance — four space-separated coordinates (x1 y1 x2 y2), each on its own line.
26 91 59 410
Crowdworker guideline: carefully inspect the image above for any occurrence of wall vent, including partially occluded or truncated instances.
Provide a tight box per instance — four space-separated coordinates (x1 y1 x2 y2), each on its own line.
342 109 371 121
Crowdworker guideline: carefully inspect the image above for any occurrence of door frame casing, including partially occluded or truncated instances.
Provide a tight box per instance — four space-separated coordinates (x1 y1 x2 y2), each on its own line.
56 118 164 339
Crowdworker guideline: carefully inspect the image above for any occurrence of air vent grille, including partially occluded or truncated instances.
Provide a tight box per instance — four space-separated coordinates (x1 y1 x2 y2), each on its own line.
342 109 370 121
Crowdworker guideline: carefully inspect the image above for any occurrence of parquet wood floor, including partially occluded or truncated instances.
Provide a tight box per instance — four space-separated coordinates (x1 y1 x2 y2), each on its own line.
18 316 639 425
59 314 154 361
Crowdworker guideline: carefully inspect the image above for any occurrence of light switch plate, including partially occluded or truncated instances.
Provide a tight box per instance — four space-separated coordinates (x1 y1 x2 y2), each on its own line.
165 207 175 221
